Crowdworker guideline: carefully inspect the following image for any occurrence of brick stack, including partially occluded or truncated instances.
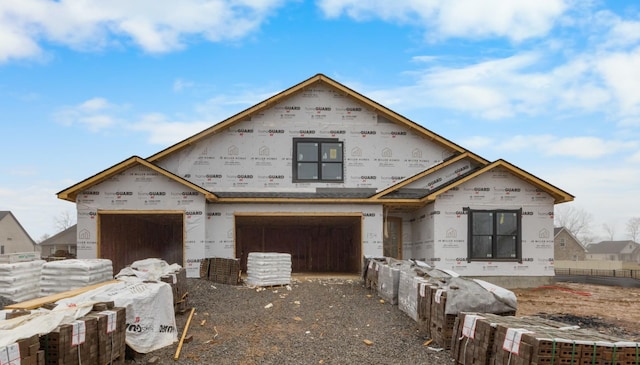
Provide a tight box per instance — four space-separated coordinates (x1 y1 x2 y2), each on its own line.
200 257 241 285
39 302 126 365
84 303 126 365
417 283 435 337
0 334 44 365
39 316 98 365
451 313 640 365
161 267 190 313
429 288 457 349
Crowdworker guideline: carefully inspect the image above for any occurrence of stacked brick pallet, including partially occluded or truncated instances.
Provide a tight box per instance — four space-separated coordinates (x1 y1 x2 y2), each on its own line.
39 302 126 365
200 257 241 285
429 288 458 350
0 334 43 365
451 312 640 365
416 282 435 337
161 267 190 313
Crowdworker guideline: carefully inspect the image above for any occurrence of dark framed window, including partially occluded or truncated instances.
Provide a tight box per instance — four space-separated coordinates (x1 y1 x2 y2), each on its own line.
467 208 521 262
293 138 343 182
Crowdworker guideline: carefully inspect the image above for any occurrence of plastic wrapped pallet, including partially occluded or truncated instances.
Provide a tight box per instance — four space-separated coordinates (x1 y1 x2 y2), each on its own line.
40 259 113 296
0 260 45 302
245 252 291 287
397 269 429 322
377 259 410 305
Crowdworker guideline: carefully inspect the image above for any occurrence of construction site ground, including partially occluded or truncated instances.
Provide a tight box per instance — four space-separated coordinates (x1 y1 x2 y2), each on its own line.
125 277 640 364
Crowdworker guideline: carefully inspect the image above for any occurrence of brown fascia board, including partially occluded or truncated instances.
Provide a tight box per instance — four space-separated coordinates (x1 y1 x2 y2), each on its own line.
425 159 575 204
147 73 468 163
57 156 217 203
371 152 482 200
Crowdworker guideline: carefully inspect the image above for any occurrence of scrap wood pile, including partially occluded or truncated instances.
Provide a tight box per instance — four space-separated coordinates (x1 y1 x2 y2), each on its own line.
452 312 640 365
363 257 640 363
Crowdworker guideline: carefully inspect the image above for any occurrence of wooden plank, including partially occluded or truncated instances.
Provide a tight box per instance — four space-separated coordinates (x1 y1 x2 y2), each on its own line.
4 279 120 310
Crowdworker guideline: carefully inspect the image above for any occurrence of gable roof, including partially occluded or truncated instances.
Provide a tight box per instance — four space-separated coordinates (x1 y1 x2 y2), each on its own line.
554 226 588 251
422 159 574 204
587 240 639 254
147 73 467 163
56 75 573 209
39 224 77 246
0 211 36 245
57 156 217 203
375 152 485 200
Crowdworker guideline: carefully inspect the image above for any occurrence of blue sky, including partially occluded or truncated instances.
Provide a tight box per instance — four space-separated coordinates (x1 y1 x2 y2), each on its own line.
1 0 639 242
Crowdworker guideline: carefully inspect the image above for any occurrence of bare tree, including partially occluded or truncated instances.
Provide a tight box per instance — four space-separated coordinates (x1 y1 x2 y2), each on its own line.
602 223 616 241
627 217 640 242
54 210 76 232
37 233 51 243
554 205 594 243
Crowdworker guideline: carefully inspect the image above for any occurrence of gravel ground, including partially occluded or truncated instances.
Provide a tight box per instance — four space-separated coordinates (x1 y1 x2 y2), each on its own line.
126 276 455 365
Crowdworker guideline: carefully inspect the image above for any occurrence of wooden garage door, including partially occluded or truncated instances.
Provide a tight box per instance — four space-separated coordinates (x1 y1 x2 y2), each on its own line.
99 212 184 274
235 215 362 273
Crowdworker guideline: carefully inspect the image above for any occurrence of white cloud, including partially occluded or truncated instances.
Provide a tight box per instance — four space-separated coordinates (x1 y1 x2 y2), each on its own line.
128 113 211 145
317 0 567 41
492 134 637 159
630 150 640 163
596 48 640 117
54 97 123 131
0 0 287 61
459 136 494 149
173 78 195 93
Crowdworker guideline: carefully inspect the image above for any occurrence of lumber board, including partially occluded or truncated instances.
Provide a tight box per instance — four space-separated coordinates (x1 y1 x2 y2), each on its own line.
4 279 120 310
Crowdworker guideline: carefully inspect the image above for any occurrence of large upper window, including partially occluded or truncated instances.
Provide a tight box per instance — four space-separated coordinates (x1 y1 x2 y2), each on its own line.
467 209 521 262
293 138 343 182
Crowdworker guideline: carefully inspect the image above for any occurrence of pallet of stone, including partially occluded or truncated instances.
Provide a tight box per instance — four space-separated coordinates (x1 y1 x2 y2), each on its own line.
417 283 436 337
39 316 98 365
0 334 44 365
201 257 241 285
161 267 189 310
83 302 126 365
451 313 538 365
488 316 639 365
429 288 457 349
199 258 210 278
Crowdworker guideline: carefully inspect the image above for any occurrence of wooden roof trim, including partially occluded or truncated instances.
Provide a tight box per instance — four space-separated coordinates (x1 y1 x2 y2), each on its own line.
57 156 217 202
371 152 488 200
215 197 377 204
425 159 574 204
147 73 469 162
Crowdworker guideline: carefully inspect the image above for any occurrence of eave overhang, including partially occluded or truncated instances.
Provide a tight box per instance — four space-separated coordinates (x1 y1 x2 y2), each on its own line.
57 156 217 203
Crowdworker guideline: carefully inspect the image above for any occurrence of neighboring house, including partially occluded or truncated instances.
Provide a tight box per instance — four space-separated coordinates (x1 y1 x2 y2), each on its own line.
553 227 587 261
39 225 77 258
0 211 36 254
57 74 573 287
586 240 640 263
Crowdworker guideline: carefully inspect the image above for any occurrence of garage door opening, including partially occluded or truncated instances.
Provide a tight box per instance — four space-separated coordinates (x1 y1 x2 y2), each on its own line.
235 215 362 274
99 212 184 274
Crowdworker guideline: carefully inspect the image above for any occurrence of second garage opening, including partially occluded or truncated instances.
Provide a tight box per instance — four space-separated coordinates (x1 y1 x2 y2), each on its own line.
235 214 362 274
